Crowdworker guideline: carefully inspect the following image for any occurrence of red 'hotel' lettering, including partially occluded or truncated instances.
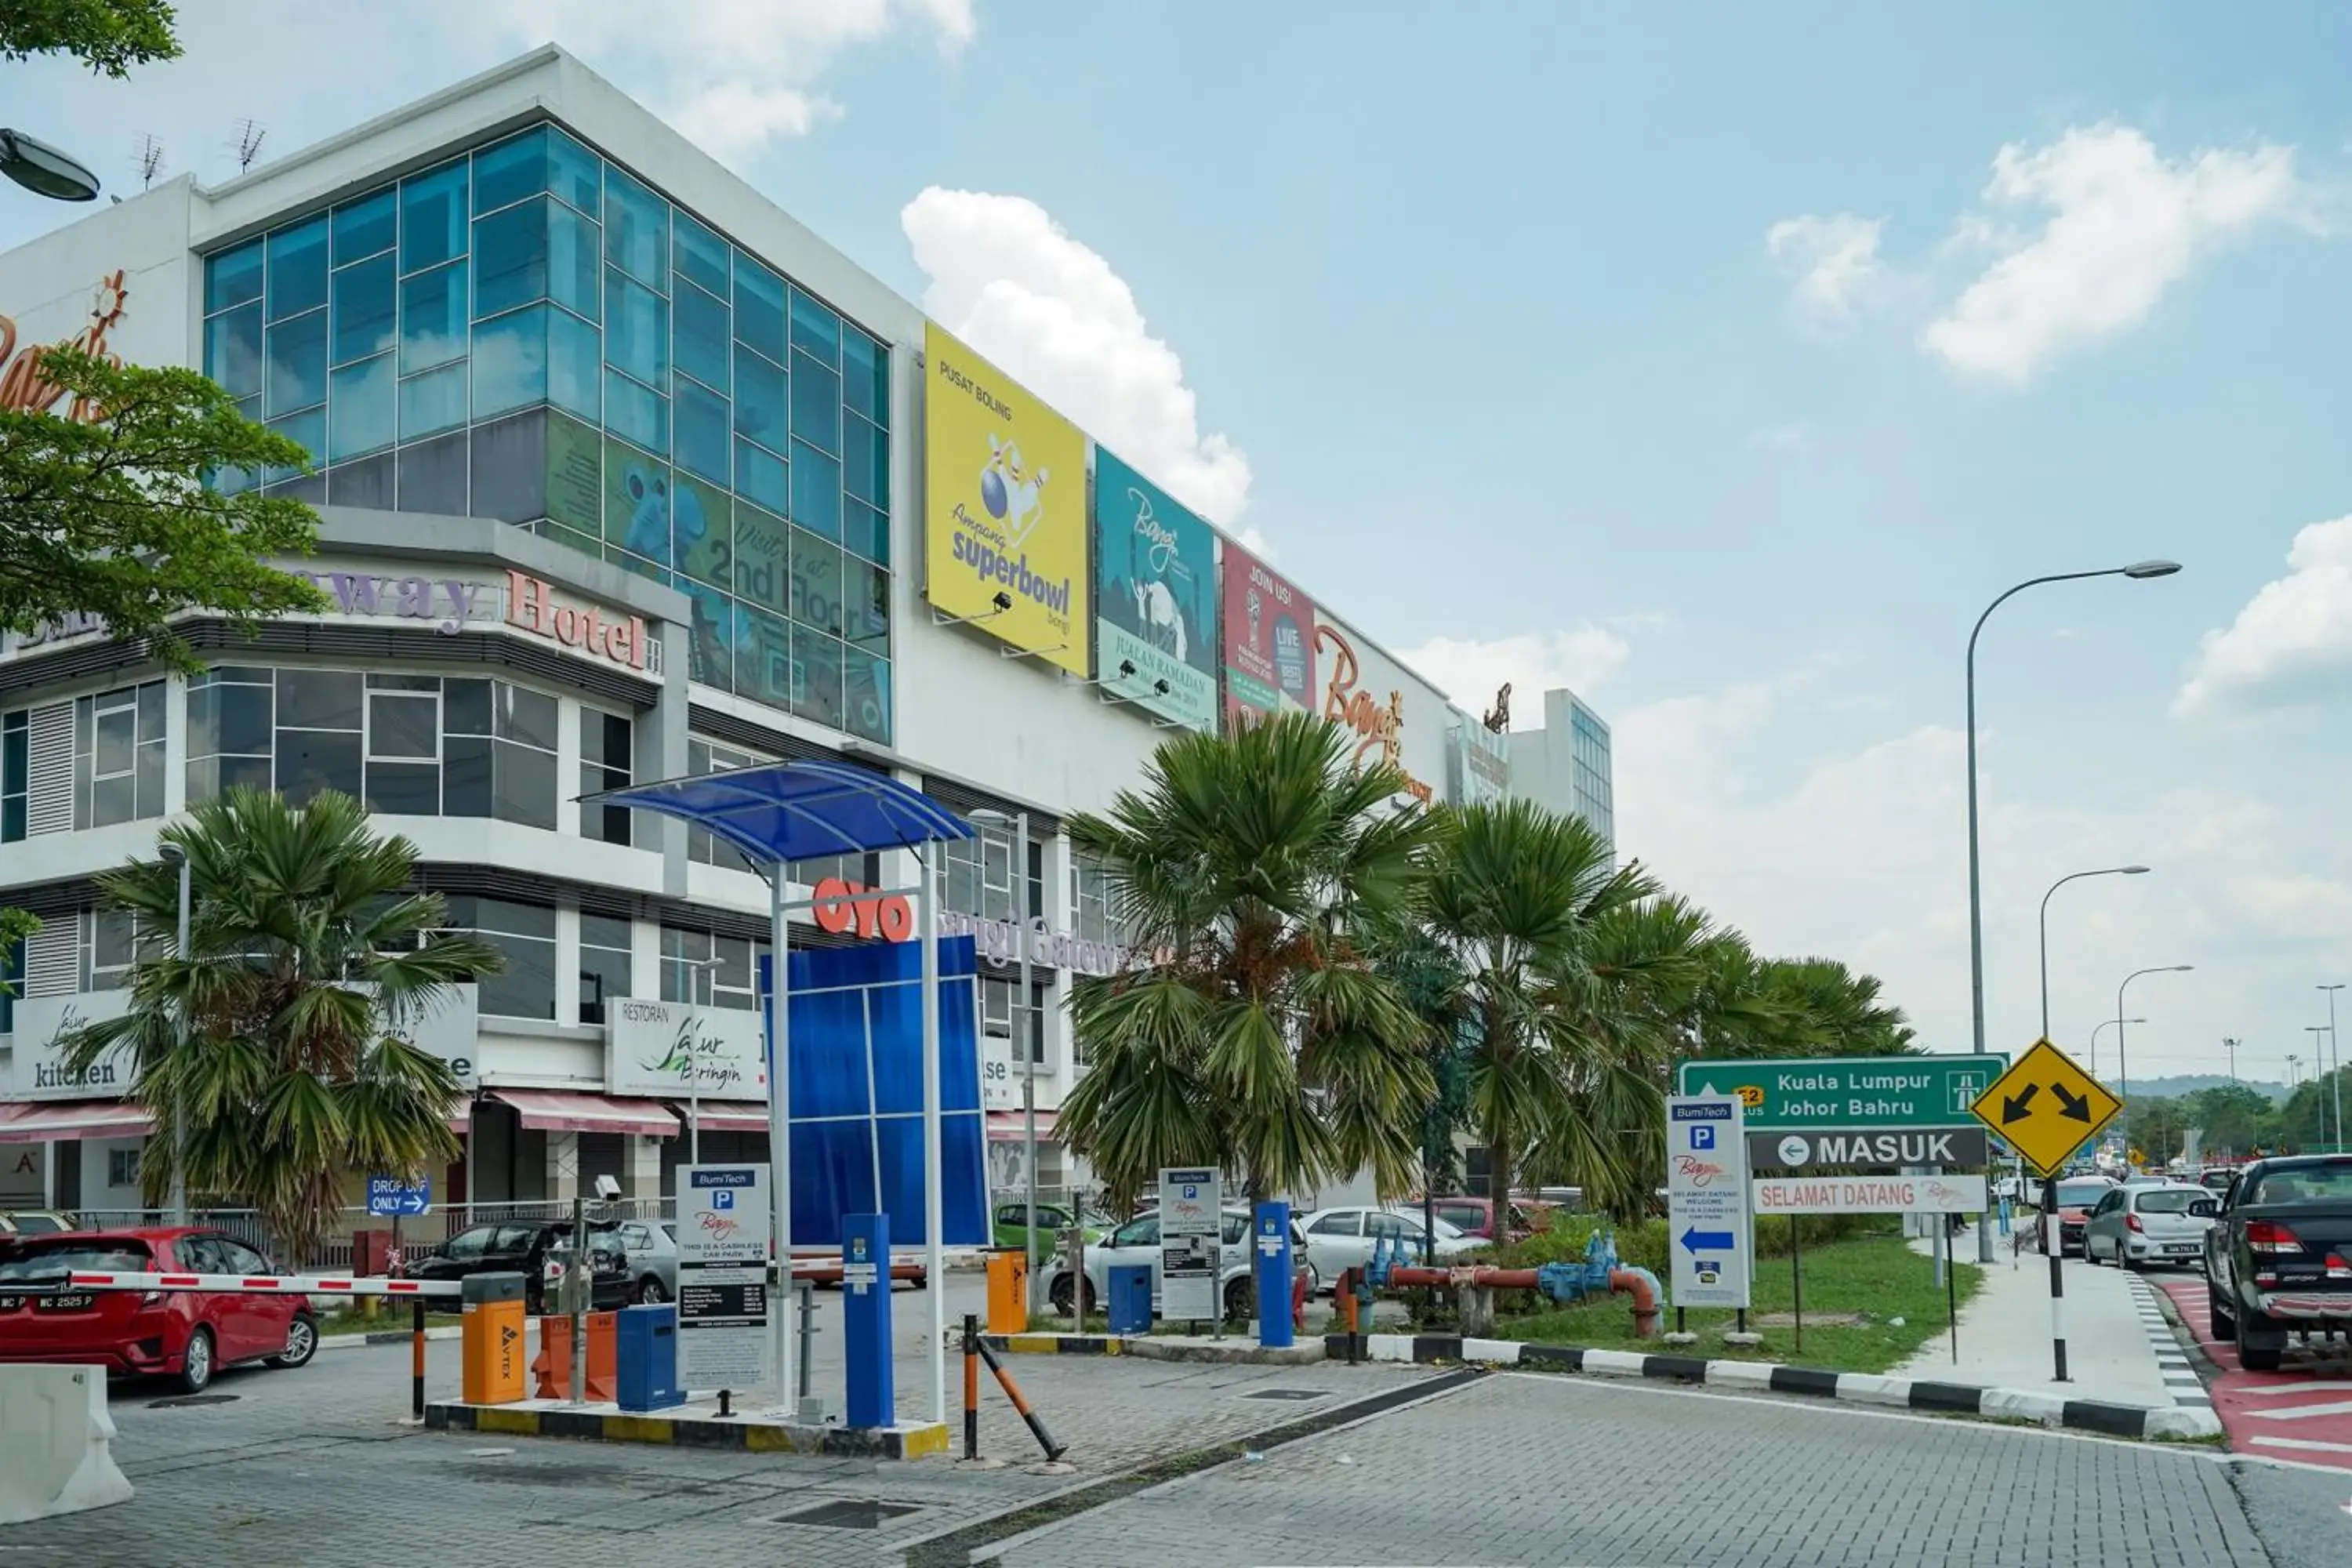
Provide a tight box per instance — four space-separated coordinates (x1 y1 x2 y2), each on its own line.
506 571 647 670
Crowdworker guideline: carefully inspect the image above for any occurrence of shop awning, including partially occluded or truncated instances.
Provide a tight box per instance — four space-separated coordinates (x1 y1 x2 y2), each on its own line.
0 1100 154 1144
676 1105 771 1135
986 1109 1058 1142
486 1090 679 1138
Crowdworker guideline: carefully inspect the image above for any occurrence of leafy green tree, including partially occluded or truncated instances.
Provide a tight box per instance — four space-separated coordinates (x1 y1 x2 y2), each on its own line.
59 788 502 1261
1059 712 1439 1210
0 0 178 75
2 348 328 670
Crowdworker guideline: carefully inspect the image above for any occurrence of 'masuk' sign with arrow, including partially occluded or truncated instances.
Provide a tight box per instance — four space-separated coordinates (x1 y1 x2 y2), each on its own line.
1970 1037 2122 1177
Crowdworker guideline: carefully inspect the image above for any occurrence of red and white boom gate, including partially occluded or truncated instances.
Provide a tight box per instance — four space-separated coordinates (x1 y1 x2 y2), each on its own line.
56 1270 462 1417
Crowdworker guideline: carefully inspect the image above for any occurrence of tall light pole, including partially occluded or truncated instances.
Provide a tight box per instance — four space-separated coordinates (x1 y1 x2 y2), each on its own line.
967 808 1039 1308
2307 1026 2331 1149
1965 561 2181 1057
2320 985 2344 1151
0 128 101 201
2222 1036 2239 1082
2038 866 2151 1040
2116 965 2192 1155
2288 1054 2302 1091
158 841 192 1225
2089 1017 2142 1078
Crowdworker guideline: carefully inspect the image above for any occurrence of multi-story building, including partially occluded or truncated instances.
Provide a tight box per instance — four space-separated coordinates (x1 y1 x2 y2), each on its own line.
1501 688 1616 861
0 46 1611 1222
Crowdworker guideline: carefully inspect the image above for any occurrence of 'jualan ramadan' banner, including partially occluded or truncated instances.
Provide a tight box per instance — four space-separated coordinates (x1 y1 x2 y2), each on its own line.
1093 447 1218 731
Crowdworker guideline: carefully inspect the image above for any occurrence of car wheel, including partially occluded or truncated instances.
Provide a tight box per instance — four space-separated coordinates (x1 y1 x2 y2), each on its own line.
2241 1342 2283 1372
175 1327 216 1395
637 1276 668 1306
268 1312 318 1370
2209 1298 2236 1342
1224 1276 1254 1323
1048 1274 1094 1316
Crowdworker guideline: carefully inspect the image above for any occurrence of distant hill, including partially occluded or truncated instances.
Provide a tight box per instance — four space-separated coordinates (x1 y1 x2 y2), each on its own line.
2127 1074 2288 1104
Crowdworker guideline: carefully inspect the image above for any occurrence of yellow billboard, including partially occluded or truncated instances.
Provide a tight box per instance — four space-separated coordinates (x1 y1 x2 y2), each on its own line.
923 323 1091 677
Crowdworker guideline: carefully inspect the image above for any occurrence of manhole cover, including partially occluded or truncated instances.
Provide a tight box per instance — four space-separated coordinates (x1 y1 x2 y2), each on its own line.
147 1394 240 1409
1243 1388 1327 1401
775 1499 924 1530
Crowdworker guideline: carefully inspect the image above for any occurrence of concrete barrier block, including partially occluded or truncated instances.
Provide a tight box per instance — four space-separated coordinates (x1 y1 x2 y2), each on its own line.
0 1364 135 1525
1834 1373 1913 1408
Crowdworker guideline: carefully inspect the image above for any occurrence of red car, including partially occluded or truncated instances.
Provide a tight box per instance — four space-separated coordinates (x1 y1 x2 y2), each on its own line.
1419 1196 1538 1244
0 1227 318 1394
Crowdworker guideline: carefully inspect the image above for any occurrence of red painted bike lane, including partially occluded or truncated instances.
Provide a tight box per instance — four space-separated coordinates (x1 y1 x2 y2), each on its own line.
2156 1275 2352 1469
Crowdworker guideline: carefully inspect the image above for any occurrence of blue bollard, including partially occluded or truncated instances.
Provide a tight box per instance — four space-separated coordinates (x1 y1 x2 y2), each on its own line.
841 1212 893 1429
1253 1200 1294 1349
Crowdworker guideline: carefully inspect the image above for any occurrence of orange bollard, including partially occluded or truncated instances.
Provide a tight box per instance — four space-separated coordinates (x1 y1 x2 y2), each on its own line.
532 1312 619 1401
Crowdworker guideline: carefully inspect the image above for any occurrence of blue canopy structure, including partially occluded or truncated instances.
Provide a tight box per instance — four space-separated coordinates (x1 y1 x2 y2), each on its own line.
583 759 977 1428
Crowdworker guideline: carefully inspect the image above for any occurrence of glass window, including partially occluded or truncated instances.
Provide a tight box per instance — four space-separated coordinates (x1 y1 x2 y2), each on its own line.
548 201 600 322
74 682 165 829
1070 848 1121 946
473 197 550 318
685 738 769 873
604 370 666 456
396 428 468 514
789 290 840 361
186 666 274 804
789 528 844 635
278 667 361 729
605 269 667 387
844 558 890 653
471 127 550 215
788 350 840 453
603 164 667 288
844 649 889 744
205 303 263 398
3 710 27 845
840 328 887 426
673 210 729 298
328 452 394 509
550 307 600 423
789 441 840 540
266 216 328 322
85 910 139 991
470 408 548 524
732 251 786 361
401 161 469 274
580 708 632 847
735 437 786 516
399 260 467 375
493 684 557 829
843 498 889 568
547 126 601 218
659 927 764 1011
734 344 784 450
400 362 468 441
792 625 844 730
265 308 328 415
328 354 396 462
734 503 789 612
674 280 728 392
207 241 263 313
332 188 396 266
267 408 324 477
674 378 728 485
736 604 793 709
331 252 397 366
578 913 634 1025
445 896 556 1021
840 412 886 509
473 305 549 420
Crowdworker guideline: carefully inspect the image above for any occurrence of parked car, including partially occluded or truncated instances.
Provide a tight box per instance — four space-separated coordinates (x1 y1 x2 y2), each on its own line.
990 1200 1108 1252
405 1220 628 1313
2200 1168 2237 1194
2041 1176 2118 1255
542 1230 634 1312
1413 1196 1534 1243
2082 1183 2216 1269
2203 1154 2352 1372
1297 1205 1486 1287
0 1228 318 1393
0 1210 75 1237
612 1219 678 1305
1041 1209 1312 1322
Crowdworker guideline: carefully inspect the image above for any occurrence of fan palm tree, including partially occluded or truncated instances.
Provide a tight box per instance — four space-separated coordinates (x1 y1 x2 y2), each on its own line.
59 787 502 1262
1059 711 1439 1210
1420 798 1660 1215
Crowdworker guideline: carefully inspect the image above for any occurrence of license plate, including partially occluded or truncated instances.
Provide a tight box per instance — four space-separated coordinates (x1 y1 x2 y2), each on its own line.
0 1294 24 1312
2165 1245 2195 1254
34 1293 96 1312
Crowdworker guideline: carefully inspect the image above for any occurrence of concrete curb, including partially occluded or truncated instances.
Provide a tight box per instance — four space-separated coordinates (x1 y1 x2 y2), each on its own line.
424 1399 949 1458
1323 1333 2223 1442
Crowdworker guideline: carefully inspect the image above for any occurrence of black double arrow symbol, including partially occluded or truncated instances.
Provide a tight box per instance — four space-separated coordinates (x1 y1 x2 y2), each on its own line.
1999 1082 2092 1124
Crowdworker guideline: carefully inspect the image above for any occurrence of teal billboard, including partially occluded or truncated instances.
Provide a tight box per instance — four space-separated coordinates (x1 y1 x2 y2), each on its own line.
1093 448 1218 731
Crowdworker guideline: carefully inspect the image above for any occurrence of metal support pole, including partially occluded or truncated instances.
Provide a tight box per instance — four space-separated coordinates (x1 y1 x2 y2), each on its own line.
920 842 946 1425
2325 985 2345 1152
797 1280 814 1405
411 1297 426 1420
962 1312 979 1461
767 869 793 1411
1945 1226 1958 1364
568 1193 587 1406
2044 1174 2068 1381
170 852 191 1225
1790 1217 1803 1356
975 1337 1066 1461
1015 810 1040 1314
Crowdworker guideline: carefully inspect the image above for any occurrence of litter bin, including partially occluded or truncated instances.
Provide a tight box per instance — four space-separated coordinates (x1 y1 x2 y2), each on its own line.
615 1303 682 1412
1105 1264 1152 1335
985 1250 1029 1334
459 1271 527 1405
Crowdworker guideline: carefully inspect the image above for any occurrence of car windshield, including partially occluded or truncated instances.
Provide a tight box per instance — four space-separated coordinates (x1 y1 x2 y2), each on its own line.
2245 1161 2352 1205
0 1241 151 1282
2134 1190 2206 1214
2056 1181 2112 1207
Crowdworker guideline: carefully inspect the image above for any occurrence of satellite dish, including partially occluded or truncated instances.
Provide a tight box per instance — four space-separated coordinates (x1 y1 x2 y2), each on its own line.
0 128 100 202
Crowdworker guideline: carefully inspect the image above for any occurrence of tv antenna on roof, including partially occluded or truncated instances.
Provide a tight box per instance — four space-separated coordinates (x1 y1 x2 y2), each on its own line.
133 135 165 191
232 120 266 173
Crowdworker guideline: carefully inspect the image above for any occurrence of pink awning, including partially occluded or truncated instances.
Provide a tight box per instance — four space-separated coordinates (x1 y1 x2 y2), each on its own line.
487 1090 679 1138
678 1105 771 1135
0 1100 153 1144
986 1109 1058 1142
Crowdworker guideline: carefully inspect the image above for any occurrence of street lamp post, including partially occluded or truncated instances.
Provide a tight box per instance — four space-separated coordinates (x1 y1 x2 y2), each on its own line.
1965 561 2180 1058
2307 1027 2331 1149
2038 866 2151 1040
967 808 1040 1309
2320 985 2345 1152
158 842 192 1225
2288 1054 2303 1091
2089 1017 2142 1079
0 128 101 201
2116 966 2192 1156
2223 1037 2239 1083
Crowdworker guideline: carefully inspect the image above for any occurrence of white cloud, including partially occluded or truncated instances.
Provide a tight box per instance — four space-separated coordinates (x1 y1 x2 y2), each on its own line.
2175 514 2352 717
901 187 1254 526
1393 627 1632 720
1748 423 1809 452
1766 213 1883 316
1922 124 2310 381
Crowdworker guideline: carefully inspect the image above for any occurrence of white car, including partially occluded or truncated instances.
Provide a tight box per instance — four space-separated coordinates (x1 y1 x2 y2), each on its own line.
2082 1182 2217 1270
1296 1205 1486 1288
1041 1208 1313 1323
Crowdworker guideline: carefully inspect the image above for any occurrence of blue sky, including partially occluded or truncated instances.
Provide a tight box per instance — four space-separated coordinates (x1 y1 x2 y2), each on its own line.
8 2 2351 1109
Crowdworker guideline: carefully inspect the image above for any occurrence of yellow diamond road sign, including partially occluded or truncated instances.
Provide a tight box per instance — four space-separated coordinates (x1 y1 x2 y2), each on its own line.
1971 1037 2123 1176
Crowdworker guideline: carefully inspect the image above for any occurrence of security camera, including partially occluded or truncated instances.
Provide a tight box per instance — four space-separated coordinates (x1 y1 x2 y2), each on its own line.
992 590 1012 612
1152 679 1170 696
593 1174 622 1200
1117 659 1137 679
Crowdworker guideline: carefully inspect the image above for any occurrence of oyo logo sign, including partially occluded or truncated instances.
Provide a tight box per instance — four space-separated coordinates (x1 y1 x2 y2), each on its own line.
505 571 654 673
812 877 916 942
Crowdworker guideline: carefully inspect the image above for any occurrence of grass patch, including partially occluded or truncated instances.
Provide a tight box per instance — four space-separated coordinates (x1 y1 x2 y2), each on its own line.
1493 1228 1981 1375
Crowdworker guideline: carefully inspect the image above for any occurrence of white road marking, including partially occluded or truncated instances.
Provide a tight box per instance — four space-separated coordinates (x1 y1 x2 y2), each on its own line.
2240 1399 2352 1421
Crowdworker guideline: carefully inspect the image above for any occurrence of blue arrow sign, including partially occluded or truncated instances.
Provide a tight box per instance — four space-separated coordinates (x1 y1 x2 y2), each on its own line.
1679 1227 1733 1254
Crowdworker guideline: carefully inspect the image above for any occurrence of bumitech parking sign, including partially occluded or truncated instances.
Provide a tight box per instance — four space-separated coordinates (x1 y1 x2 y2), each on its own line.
1666 1095 1751 1310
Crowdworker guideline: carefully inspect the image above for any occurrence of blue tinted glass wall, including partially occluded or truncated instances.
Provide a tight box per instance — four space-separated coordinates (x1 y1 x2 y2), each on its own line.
199 121 895 744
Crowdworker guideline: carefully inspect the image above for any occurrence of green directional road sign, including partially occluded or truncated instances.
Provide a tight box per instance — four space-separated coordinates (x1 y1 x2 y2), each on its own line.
1674 1054 2008 1131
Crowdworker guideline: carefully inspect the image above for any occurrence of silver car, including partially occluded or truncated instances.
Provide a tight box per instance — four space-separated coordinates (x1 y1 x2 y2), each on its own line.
1041 1208 1312 1322
2083 1182 2217 1270
612 1219 679 1304
1296 1205 1486 1289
